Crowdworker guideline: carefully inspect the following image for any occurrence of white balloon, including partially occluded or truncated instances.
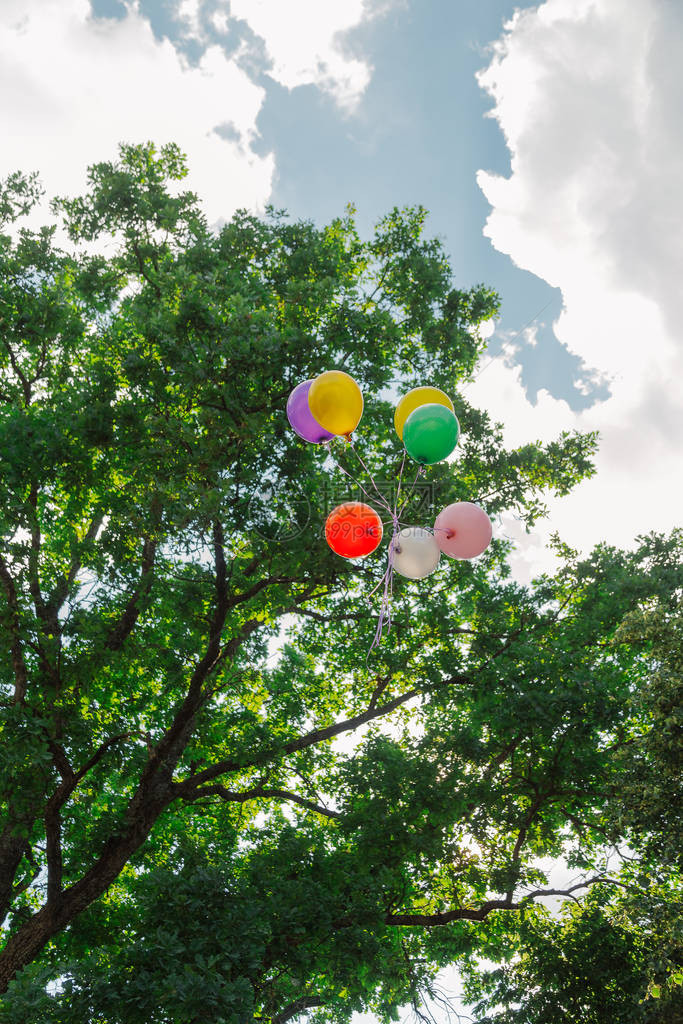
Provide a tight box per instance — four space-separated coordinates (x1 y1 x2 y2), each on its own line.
392 527 440 579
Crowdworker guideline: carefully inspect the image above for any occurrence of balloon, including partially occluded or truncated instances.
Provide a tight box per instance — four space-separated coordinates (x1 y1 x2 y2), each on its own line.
434 502 492 559
286 380 334 443
394 386 455 441
308 370 363 436
403 403 459 465
325 502 383 558
393 527 440 579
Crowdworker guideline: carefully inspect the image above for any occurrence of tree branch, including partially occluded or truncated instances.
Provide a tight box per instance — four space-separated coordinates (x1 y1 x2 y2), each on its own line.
181 782 342 819
175 684 425 794
146 520 244 770
46 732 135 817
387 897 515 926
131 239 161 297
176 674 474 796
0 553 28 703
291 608 365 625
0 337 31 405
271 996 325 1024
387 876 614 927
44 804 62 907
104 534 157 652
45 512 104 624
11 845 39 900
225 574 298 612
27 482 50 632
511 792 551 866
0 831 33 923
504 791 556 903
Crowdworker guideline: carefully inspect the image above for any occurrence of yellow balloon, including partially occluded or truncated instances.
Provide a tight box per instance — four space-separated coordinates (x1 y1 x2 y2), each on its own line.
394 387 455 440
308 370 363 436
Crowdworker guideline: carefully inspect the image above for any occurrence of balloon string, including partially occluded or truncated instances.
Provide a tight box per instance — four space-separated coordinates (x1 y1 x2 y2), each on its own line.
327 436 397 655
366 514 399 662
347 438 396 516
327 440 393 515
397 463 425 518
394 449 407 511
327 435 412 657
366 448 407 660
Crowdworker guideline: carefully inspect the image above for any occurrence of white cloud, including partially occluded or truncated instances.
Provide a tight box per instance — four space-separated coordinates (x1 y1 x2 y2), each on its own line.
227 0 376 110
1 0 389 223
177 0 201 37
478 317 496 340
0 0 274 225
472 0 683 578
211 9 230 35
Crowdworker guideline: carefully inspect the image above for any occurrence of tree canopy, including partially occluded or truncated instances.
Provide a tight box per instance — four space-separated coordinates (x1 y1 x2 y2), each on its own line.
0 143 680 1023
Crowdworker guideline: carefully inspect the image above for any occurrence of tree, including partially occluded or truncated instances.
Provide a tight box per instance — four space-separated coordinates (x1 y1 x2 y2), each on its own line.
462 882 682 1024
0 143 680 1022
462 602 683 1024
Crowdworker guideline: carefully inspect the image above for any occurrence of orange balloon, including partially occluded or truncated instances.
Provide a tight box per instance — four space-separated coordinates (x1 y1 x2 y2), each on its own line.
325 502 383 558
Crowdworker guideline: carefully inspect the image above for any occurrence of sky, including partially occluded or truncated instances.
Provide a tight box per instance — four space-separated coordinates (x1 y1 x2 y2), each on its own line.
2 0 682 1018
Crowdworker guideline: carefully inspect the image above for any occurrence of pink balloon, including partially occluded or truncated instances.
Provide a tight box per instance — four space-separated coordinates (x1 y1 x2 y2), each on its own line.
433 502 492 559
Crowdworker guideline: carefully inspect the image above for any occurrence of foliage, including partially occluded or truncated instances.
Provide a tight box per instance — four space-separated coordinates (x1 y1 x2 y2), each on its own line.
464 882 682 1024
0 143 680 1023
462 601 683 1024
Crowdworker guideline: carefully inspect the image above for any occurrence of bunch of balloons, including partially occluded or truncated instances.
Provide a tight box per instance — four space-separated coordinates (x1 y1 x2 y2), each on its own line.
286 370 493 647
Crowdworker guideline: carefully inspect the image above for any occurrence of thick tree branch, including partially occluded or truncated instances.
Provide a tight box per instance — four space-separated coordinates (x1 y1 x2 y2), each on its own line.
175 684 425 794
271 996 325 1024
46 739 75 786
0 831 31 924
367 674 391 710
176 674 474 796
11 845 39 900
181 782 342 819
387 876 614 927
388 897 516 926
44 805 63 907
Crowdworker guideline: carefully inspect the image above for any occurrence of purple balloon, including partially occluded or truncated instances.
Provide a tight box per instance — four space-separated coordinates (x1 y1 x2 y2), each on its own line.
287 380 334 443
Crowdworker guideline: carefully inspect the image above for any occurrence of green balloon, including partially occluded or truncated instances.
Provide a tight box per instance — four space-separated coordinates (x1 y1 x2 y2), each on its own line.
403 403 459 465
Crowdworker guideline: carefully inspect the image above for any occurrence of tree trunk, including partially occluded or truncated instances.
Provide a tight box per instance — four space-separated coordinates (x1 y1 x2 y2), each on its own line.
0 786 172 993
